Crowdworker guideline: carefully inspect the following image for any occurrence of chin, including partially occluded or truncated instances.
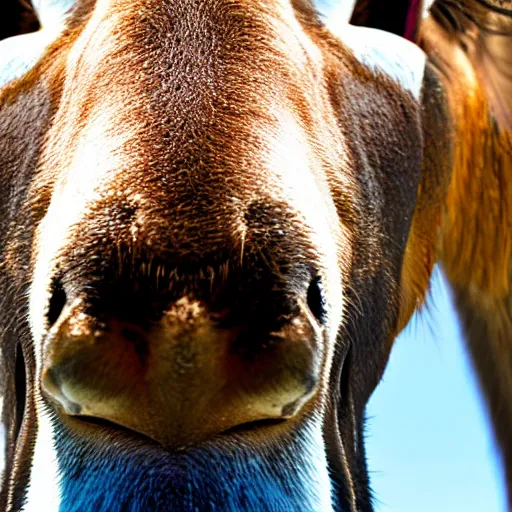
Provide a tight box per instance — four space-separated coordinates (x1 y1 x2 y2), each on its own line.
45 409 334 512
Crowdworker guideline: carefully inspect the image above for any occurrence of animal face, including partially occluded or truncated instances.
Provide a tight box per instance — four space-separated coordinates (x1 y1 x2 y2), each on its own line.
1 0 510 511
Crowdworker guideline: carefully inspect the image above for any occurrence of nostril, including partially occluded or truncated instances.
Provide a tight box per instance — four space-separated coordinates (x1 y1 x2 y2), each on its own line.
307 275 327 324
47 278 67 328
121 327 149 364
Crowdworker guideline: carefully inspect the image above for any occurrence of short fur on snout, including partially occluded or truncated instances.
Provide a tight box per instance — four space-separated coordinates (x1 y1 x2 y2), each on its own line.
1 0 511 511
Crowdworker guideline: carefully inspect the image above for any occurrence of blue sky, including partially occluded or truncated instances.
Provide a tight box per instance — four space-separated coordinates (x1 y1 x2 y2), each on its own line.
366 267 506 511
314 3 507 509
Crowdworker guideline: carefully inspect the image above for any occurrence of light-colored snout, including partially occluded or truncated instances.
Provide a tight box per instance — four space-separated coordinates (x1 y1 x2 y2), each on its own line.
40 269 325 447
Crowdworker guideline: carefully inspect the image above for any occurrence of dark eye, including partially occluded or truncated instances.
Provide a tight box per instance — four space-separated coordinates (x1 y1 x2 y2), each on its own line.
307 275 327 324
47 277 67 328
14 343 26 440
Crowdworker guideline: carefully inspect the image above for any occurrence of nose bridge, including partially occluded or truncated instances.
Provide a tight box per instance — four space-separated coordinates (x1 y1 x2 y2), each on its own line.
29 0 341 328
43 0 304 237
64 0 282 116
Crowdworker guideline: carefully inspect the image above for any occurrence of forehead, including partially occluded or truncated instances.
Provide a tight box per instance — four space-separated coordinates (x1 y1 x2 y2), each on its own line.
17 0 349 261
2 0 421 265
34 0 345 195
69 0 322 63
49 0 329 142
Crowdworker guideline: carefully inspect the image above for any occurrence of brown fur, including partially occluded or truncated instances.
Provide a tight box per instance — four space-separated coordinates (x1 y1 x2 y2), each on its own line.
0 0 510 511
420 2 512 505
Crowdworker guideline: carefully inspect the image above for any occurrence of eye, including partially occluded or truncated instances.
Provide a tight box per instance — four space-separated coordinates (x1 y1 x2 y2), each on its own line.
14 343 27 441
307 275 327 324
47 277 67 328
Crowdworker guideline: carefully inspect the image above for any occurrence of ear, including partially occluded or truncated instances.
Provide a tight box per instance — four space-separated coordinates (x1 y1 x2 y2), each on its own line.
344 2 512 501
419 0 512 505
321 1 358 24
31 0 76 29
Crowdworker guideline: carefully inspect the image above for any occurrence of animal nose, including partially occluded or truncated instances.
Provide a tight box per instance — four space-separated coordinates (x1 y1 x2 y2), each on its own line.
40 275 324 447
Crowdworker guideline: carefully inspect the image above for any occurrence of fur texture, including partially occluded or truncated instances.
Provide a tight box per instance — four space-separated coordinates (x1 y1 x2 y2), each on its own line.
0 0 510 511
